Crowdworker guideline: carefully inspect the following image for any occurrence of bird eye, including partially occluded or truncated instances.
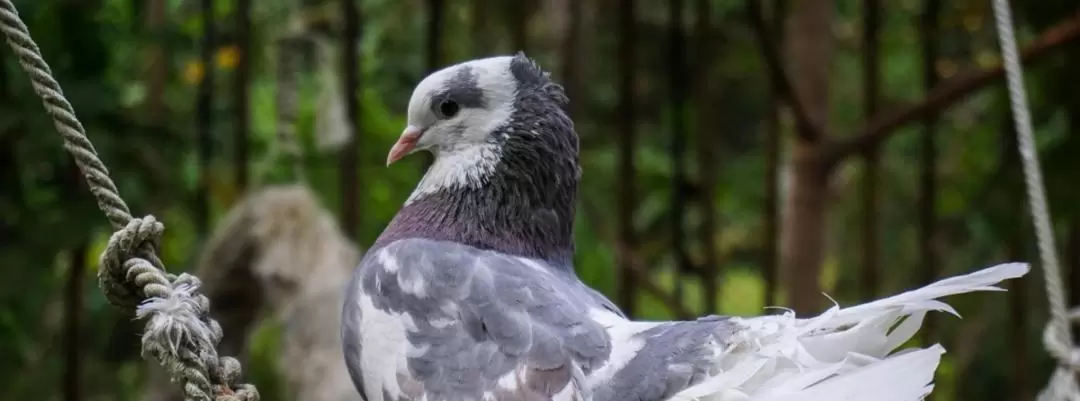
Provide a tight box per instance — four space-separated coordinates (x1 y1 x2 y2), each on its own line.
438 100 460 119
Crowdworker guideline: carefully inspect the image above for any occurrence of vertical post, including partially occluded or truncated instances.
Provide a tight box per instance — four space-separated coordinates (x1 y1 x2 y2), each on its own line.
917 0 941 348
669 0 690 305
859 0 881 301
616 0 638 317
762 0 787 308
509 0 530 52
471 0 491 55
340 0 362 240
63 243 88 401
234 0 251 191
195 0 216 233
694 0 718 314
420 0 445 171
560 0 583 122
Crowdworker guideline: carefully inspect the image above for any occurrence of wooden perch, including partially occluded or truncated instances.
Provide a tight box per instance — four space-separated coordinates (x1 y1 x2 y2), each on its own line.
823 10 1080 166
745 0 823 143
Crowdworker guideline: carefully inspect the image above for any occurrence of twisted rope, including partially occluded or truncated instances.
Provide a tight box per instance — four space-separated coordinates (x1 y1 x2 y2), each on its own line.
0 2 257 400
991 1 1080 400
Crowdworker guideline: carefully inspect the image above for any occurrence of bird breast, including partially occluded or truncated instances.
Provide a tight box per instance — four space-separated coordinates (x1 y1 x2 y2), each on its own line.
348 287 416 401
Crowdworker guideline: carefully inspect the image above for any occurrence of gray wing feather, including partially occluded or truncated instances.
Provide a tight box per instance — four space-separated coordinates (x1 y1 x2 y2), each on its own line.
348 238 611 401
341 269 368 400
592 317 737 401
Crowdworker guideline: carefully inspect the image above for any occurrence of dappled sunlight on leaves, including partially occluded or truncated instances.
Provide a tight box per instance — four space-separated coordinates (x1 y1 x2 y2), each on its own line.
182 60 204 85
216 45 240 70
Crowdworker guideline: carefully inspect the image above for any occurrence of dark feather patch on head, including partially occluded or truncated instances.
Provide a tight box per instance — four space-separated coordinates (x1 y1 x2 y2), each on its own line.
376 53 580 265
511 52 569 108
431 65 487 111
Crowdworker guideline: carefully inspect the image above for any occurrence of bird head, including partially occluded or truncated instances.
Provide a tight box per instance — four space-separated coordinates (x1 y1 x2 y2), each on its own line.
387 53 576 202
377 53 578 260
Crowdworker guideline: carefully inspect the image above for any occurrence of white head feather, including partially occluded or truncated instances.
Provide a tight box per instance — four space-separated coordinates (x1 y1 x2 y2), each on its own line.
401 56 520 204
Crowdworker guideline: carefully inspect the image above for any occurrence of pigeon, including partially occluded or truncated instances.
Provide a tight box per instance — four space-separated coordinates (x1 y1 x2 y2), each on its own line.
340 52 1030 401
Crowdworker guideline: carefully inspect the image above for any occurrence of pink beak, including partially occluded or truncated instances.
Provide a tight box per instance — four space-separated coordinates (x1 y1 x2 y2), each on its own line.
386 125 424 166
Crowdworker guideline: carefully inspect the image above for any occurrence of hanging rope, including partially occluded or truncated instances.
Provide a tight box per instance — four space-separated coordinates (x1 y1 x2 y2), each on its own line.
991 0 1080 400
0 2 257 401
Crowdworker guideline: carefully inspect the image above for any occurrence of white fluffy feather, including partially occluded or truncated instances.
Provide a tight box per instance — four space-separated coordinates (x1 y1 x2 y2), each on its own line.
403 56 518 204
665 262 1029 401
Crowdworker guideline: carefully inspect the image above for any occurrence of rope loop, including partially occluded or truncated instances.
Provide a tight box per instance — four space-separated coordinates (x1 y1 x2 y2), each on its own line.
1039 307 1080 401
1043 319 1080 371
211 357 260 401
991 0 1080 399
99 215 166 309
1 2 261 399
131 269 259 401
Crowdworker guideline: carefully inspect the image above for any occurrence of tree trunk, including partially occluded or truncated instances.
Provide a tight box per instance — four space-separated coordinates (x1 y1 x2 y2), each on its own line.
471 0 493 55
420 0 445 171
143 0 169 123
64 242 88 401
616 0 638 317
0 50 22 220
859 0 881 301
340 0 361 240
139 0 171 211
508 0 532 52
762 0 787 308
275 37 304 179
560 0 583 123
999 113 1031 401
195 0 216 234
1064 40 1080 395
1002 122 1028 401
425 0 444 75
1008 255 1031 401
781 0 834 314
1064 31 1080 343
1069 220 1080 336
693 0 718 314
233 0 251 192
669 0 690 305
949 299 995 401
917 0 941 349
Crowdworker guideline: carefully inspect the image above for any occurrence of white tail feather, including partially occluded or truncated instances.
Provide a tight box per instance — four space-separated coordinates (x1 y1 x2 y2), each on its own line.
666 263 1029 401
752 345 944 401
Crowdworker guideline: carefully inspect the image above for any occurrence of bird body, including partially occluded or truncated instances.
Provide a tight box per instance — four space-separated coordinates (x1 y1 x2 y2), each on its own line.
341 53 1029 401
343 239 619 401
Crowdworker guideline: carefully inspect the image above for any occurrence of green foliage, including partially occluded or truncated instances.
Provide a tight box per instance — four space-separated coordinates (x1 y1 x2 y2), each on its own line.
247 318 287 401
2 0 1079 400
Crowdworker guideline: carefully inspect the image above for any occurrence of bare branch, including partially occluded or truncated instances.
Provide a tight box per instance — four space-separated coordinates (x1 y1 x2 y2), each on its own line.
824 11 1080 166
580 196 693 319
745 0 823 143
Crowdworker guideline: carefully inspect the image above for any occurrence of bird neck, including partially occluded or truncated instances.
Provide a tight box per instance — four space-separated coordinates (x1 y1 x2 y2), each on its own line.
376 139 579 267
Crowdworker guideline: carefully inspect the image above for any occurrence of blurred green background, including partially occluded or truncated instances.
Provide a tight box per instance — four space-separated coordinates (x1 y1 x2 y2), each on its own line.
2 0 1078 400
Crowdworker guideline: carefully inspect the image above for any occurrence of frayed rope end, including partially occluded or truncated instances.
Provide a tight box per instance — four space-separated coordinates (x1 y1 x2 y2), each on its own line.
136 277 218 361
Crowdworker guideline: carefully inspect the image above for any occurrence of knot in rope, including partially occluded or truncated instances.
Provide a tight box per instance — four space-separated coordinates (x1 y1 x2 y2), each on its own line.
1 2 261 399
1043 309 1080 370
212 358 261 401
1038 308 1080 401
129 267 261 401
99 216 167 309
94 217 259 401
992 0 1080 399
